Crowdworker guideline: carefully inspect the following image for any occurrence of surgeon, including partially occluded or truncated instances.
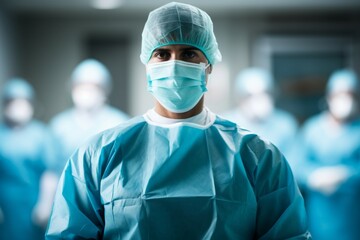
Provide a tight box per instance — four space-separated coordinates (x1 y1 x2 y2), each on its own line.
0 78 58 240
46 2 311 239
291 69 360 240
49 58 129 173
222 68 298 158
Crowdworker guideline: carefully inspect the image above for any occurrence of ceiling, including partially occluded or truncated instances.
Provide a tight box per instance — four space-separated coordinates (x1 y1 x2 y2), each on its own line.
2 0 360 16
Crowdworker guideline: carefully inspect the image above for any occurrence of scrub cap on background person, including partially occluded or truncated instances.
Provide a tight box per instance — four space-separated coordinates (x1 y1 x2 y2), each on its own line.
140 2 222 65
326 69 359 94
2 78 35 100
235 68 274 96
71 59 112 93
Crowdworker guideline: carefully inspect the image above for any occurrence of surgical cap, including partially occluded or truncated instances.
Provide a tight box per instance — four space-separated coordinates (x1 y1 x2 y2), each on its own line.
71 59 112 91
2 78 34 100
140 2 222 65
235 68 274 95
326 69 359 94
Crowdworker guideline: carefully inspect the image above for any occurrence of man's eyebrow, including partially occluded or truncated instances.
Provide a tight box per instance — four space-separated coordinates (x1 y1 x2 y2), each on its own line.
181 47 200 51
153 48 169 51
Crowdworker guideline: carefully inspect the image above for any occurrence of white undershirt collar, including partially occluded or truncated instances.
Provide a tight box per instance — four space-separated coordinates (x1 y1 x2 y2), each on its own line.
144 107 216 128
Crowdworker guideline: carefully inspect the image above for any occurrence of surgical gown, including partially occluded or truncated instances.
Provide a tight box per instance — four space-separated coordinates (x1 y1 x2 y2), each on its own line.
292 113 360 240
46 113 310 239
0 120 57 240
49 105 129 173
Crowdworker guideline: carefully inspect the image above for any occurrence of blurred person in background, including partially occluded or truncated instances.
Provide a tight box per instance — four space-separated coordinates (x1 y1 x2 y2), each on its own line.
49 58 130 173
222 67 299 158
0 78 58 239
291 69 360 240
46 2 310 239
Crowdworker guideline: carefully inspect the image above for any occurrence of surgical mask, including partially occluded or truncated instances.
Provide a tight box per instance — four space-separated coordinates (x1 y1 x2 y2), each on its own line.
72 84 106 111
146 60 209 113
242 93 274 121
328 93 356 120
4 99 34 125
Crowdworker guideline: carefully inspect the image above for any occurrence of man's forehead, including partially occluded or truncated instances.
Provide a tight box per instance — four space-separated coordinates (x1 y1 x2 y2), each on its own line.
155 45 201 51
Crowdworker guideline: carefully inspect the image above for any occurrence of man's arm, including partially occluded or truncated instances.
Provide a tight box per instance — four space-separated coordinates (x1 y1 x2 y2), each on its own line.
46 149 104 239
245 137 311 239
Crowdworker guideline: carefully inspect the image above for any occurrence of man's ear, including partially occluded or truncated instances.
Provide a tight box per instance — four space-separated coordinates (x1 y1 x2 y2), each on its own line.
205 65 212 85
207 65 213 74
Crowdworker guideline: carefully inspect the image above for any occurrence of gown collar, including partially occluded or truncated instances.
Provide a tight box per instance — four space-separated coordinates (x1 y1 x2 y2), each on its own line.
144 107 216 128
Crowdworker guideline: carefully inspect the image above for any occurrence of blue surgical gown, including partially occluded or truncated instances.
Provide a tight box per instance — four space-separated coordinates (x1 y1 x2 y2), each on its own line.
291 113 360 240
50 105 129 173
46 115 310 239
0 120 58 240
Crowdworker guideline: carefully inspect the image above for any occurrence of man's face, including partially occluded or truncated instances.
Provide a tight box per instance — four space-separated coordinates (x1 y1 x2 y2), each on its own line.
327 91 358 121
146 44 212 117
3 98 34 126
71 83 107 111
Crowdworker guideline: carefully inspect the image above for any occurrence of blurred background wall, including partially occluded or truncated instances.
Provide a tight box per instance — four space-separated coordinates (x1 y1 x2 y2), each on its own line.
0 8 18 114
0 0 359 123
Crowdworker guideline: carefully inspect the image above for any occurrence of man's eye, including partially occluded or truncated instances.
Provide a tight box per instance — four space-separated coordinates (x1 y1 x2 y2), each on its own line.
153 51 170 59
182 51 197 59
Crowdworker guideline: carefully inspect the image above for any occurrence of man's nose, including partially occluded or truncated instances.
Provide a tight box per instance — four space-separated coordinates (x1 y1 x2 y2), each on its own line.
170 52 181 61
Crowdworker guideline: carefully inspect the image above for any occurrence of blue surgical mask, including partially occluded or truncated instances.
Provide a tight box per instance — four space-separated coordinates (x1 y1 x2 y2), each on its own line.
146 60 209 113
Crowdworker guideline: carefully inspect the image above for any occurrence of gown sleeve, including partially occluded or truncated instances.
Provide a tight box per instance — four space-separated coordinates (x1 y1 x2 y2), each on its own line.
242 135 311 239
45 146 104 239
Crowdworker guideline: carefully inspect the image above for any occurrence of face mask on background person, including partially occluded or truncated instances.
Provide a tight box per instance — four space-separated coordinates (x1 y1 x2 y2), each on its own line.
4 99 34 126
328 93 357 121
146 60 210 113
242 92 274 121
72 83 107 111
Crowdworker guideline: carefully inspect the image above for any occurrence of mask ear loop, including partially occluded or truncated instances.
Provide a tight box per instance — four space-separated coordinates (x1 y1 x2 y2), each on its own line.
199 62 210 68
204 64 212 84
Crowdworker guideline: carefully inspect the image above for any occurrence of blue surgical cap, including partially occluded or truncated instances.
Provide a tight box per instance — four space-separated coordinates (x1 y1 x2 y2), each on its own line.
140 2 222 65
235 68 274 95
71 59 112 91
326 69 359 94
2 78 34 100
